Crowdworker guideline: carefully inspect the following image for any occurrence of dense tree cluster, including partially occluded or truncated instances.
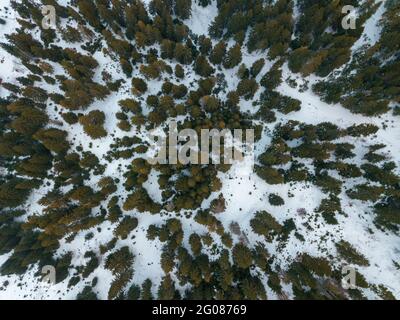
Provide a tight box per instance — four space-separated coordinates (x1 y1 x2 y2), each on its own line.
0 0 398 301
313 1 400 115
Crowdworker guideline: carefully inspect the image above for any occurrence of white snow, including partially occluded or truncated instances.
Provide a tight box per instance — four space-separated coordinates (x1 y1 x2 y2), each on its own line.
0 0 399 300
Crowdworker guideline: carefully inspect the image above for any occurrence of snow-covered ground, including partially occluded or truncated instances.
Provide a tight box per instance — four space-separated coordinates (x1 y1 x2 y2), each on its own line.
0 0 20 97
0 0 399 300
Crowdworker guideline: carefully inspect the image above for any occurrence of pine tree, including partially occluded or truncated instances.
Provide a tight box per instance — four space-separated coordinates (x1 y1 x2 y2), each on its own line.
336 241 369 266
114 216 138 239
250 59 265 77
108 270 133 300
141 279 153 300
77 0 102 30
198 36 212 55
131 77 148 94
260 62 282 90
189 233 202 256
374 195 400 231
123 188 161 213
33 128 69 153
127 284 141 300
78 110 107 139
255 165 284 185
236 78 259 100
174 43 192 64
61 112 78 125
194 55 214 77
120 58 132 77
76 286 98 300
175 64 185 78
347 124 379 137
9 105 48 136
250 211 282 241
61 26 82 43
209 41 226 65
232 243 253 269
158 274 176 299
161 39 175 59
119 99 142 114
0 178 32 208
172 84 188 99
161 249 175 273
16 153 52 178
105 246 134 275
174 0 192 20
221 233 232 248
